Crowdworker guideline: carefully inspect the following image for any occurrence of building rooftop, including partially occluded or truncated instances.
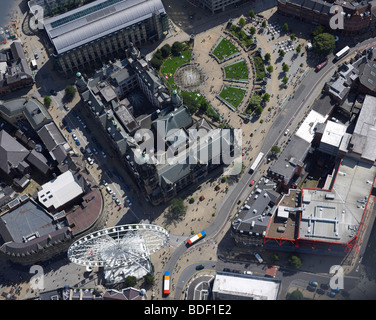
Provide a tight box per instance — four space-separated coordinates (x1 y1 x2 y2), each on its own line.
44 0 166 55
350 95 376 162
38 171 84 210
299 156 376 243
295 109 328 143
212 272 281 300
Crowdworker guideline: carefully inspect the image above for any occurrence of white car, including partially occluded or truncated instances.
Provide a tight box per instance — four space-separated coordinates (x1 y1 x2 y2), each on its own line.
72 133 77 139
87 157 94 165
115 198 121 206
284 129 290 136
102 179 108 186
106 186 113 194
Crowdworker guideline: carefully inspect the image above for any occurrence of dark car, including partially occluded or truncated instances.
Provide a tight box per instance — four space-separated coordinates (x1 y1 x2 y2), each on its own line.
316 289 325 295
307 285 316 292
50 89 57 96
66 126 72 133
195 265 204 270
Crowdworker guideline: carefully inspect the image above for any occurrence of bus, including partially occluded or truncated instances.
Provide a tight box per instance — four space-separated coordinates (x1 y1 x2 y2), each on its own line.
335 46 350 61
163 271 170 295
315 60 328 72
187 230 206 246
249 152 264 174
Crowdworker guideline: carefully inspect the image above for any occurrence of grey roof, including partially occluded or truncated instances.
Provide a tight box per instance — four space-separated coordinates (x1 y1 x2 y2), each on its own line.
44 0 166 55
0 199 56 243
152 106 193 137
37 122 67 151
0 130 30 174
268 135 311 185
26 150 50 174
350 95 376 162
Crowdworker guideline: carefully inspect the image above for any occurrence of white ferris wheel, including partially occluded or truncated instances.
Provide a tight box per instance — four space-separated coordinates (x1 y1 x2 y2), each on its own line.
67 224 169 282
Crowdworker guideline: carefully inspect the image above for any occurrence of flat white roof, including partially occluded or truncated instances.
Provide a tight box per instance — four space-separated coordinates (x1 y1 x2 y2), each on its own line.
321 121 347 147
212 273 280 300
295 110 328 143
38 171 84 209
300 157 376 243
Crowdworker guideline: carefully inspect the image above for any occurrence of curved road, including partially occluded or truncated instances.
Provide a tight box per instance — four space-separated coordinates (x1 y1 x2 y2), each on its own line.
164 38 376 300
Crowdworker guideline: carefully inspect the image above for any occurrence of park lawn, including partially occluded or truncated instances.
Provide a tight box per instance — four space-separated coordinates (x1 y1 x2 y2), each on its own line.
219 85 247 109
160 50 192 89
224 60 249 80
212 38 239 61
181 91 220 121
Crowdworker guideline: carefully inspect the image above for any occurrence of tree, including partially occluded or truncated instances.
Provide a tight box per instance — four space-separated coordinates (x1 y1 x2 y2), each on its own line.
287 289 304 300
254 105 263 116
296 44 302 53
262 20 267 28
271 145 281 155
264 53 271 62
250 26 256 35
312 33 335 56
282 76 289 85
312 25 326 38
282 22 289 32
171 41 184 56
278 49 285 58
168 198 187 220
288 255 302 269
153 49 163 60
43 96 52 107
124 275 137 287
249 9 255 19
282 63 289 73
239 17 246 28
266 65 274 73
143 273 155 286
65 85 76 100
262 93 270 103
150 57 163 70
160 44 171 58
290 33 296 41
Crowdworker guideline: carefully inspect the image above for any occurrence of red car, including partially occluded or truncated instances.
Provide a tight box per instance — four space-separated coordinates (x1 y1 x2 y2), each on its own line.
249 179 256 186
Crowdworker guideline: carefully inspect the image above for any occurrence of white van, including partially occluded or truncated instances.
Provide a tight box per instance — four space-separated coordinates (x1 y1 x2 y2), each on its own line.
254 252 264 264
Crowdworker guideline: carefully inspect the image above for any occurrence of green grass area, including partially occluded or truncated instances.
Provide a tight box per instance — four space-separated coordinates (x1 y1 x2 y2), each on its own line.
160 50 192 89
219 85 247 109
212 38 239 61
224 60 249 80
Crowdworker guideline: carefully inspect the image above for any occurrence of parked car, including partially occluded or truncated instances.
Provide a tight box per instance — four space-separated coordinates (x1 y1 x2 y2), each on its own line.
126 199 132 206
87 157 94 165
63 104 70 111
102 179 108 186
66 126 72 133
75 139 80 146
309 281 318 287
72 133 77 139
106 186 113 194
115 198 121 206
327 291 336 298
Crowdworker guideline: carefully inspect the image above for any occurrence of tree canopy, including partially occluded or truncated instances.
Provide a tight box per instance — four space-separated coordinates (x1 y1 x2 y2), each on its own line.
312 33 335 56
